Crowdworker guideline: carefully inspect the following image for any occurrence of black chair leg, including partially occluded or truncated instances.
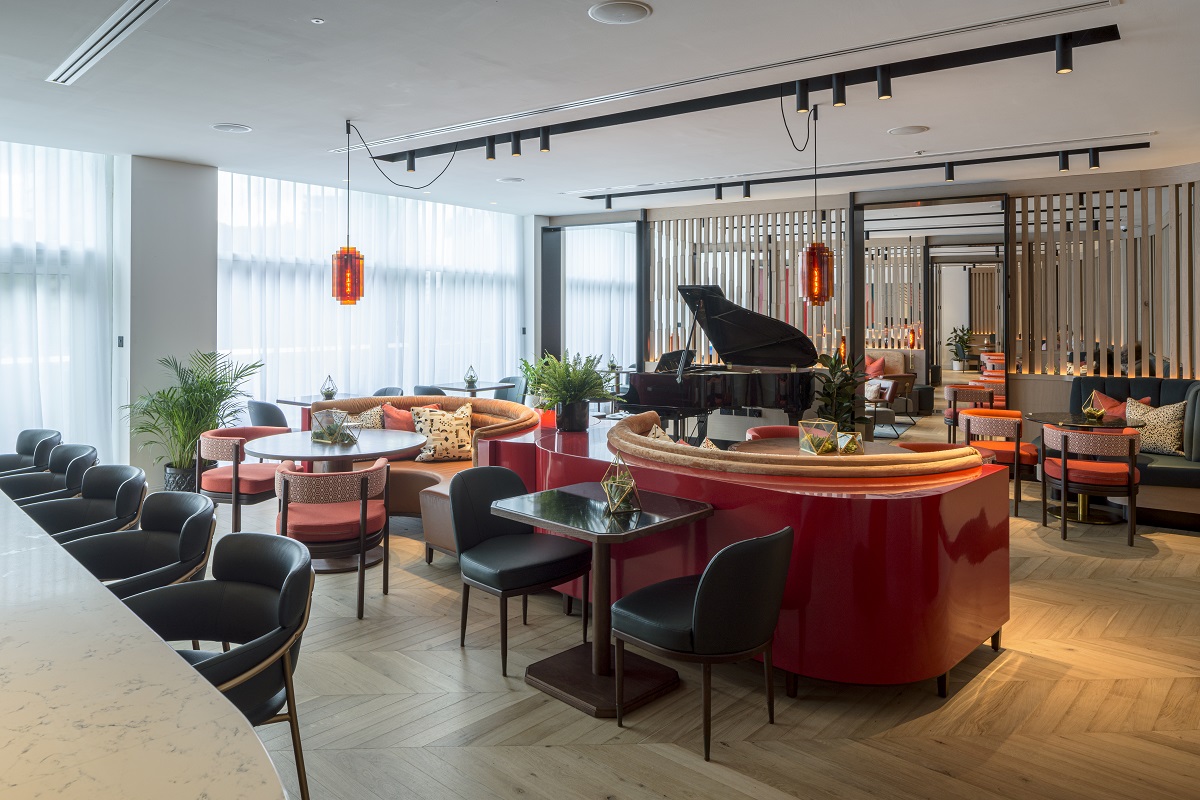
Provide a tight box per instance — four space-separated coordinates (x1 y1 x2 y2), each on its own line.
459 583 470 646
581 571 590 644
615 637 625 727
1041 477 1048 526
425 546 433 565
1013 463 1021 517
522 594 528 625
500 595 509 677
383 519 390 596
702 662 712 761
282 651 311 800
764 643 775 724
563 593 573 616
357 542 366 620
1128 493 1137 547
232 501 242 534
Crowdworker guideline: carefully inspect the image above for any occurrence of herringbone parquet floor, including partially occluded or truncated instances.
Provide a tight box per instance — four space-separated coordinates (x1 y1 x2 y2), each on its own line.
225 391 1200 800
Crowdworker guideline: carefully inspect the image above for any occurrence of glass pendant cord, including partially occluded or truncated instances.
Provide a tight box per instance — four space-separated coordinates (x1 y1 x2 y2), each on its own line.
346 122 351 247
348 123 459 191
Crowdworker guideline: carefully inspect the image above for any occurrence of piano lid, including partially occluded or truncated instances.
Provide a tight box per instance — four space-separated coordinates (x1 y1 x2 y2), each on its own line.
678 284 818 369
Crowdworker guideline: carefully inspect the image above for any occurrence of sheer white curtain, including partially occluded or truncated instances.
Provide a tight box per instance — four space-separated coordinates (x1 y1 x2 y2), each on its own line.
563 224 638 366
0 142 114 460
217 173 524 403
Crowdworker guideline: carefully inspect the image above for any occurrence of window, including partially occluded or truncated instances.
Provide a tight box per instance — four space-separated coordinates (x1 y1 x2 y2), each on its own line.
562 223 638 367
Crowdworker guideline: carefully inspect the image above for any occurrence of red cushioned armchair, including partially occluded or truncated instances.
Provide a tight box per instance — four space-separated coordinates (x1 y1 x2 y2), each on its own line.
196 426 288 532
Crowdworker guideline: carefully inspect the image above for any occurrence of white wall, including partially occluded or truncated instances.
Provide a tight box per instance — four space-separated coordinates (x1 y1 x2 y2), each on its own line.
114 156 218 485
939 266 971 363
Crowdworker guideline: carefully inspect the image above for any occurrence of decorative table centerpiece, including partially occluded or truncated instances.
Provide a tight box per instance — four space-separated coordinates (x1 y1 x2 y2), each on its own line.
310 409 359 445
600 453 641 514
1081 390 1107 421
463 365 478 388
320 375 338 400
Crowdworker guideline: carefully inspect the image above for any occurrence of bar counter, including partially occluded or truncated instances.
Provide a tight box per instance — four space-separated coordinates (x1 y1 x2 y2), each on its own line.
0 494 285 800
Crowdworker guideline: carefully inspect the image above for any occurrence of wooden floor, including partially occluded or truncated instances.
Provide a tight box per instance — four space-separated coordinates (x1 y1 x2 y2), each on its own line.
226 382 1200 799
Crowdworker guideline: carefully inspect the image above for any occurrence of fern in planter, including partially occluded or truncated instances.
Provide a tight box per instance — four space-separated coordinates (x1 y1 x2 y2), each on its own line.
533 351 621 410
814 352 871 432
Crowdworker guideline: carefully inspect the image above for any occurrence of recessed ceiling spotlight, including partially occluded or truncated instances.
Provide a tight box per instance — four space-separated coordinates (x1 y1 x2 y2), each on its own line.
311 18 325 24
888 125 930 136
211 123 252 133
496 177 525 183
588 1 652 24
489 201 498 204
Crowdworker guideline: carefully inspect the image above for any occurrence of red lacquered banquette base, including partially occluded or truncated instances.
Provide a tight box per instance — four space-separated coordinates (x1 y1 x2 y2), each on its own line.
480 423 1010 687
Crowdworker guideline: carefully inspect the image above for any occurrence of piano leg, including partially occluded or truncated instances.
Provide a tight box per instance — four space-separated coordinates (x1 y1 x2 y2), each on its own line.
696 413 709 442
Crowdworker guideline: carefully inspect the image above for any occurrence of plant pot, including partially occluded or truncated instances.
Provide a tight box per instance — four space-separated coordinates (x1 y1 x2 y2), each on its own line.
555 401 590 432
164 463 196 492
951 360 965 371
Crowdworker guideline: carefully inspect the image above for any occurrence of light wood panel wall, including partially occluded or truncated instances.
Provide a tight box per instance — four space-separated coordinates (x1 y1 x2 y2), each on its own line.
1009 181 1199 379
864 238 924 349
969 267 1000 335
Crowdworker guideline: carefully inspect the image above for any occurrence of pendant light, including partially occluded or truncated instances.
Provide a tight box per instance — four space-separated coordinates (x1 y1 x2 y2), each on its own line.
801 105 833 307
332 120 365 306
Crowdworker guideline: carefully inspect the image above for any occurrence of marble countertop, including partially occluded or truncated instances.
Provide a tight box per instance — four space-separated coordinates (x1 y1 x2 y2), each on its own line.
0 494 285 799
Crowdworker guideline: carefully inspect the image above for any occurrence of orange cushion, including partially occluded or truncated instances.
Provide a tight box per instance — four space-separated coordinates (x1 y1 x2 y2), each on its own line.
382 403 440 432
277 499 387 542
865 355 885 378
1091 391 1151 415
977 440 1038 465
1043 458 1139 486
200 462 278 494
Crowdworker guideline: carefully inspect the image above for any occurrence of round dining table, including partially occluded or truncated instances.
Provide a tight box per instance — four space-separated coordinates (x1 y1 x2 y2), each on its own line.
244 429 426 472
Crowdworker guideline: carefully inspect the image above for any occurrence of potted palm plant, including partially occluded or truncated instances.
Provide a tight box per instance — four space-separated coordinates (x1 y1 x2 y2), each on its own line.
531 351 622 432
814 352 871 433
126 351 263 491
947 325 972 371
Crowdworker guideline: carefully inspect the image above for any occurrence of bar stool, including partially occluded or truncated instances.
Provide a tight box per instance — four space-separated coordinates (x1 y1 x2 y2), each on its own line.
943 386 994 443
0 429 61 476
959 409 1037 515
196 426 288 532
1040 425 1141 546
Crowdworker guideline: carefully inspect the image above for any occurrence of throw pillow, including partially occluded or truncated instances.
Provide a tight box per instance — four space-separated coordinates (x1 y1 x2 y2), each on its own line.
412 404 473 462
699 438 721 451
864 379 882 402
382 403 439 432
865 355 885 378
1125 398 1186 456
1092 391 1150 415
647 424 674 442
345 405 384 429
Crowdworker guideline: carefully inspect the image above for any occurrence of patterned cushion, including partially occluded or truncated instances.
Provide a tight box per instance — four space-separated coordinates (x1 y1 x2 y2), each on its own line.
699 438 720 451
382 403 439 432
864 380 882 401
1126 398 1186 455
412 404 473 462
345 405 384 429
646 424 673 442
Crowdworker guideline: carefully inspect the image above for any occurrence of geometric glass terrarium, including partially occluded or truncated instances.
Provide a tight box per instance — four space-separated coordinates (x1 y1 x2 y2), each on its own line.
320 374 338 400
1081 389 1107 421
310 409 359 445
463 365 478 388
600 452 641 514
835 430 865 455
798 420 839 455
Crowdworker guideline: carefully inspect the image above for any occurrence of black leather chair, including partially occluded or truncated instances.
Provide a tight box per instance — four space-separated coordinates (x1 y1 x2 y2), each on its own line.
373 386 403 396
413 385 447 396
0 429 61 476
62 492 216 599
124 533 315 800
448 466 591 676
0 444 97 505
247 400 290 429
613 527 794 761
495 375 526 403
22 464 147 543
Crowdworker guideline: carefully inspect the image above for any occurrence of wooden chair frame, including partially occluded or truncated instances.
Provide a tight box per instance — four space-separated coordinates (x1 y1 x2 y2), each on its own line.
1040 428 1140 546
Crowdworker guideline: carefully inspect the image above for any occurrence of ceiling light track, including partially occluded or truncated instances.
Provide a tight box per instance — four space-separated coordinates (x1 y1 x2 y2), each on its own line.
372 25 1120 164
580 142 1149 202
338 1 1116 153
46 0 175 85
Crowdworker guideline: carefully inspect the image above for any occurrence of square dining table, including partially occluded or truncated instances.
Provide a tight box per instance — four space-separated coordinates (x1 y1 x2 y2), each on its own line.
491 481 713 718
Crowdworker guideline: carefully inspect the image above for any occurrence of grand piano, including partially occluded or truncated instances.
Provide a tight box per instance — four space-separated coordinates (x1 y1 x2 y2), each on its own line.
625 285 819 438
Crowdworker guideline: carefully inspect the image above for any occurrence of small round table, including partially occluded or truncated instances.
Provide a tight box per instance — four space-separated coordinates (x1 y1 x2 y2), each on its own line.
1023 412 1145 524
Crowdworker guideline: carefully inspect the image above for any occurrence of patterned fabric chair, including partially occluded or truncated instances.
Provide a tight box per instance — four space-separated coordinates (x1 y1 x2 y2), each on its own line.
969 378 1007 409
0 444 97 505
1040 425 1141 546
943 386 994 443
196 426 289 532
0 429 61 476
959 409 1036 515
276 458 390 619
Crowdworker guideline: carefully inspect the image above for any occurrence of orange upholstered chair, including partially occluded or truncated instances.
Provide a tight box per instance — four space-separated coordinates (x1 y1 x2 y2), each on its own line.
276 458 391 619
958 409 1036 515
943 386 994 443
1039 425 1141 546
970 377 1007 408
746 425 800 441
196 426 288 532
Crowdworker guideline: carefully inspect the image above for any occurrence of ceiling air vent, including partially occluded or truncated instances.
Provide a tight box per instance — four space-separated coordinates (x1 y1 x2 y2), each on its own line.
46 0 175 86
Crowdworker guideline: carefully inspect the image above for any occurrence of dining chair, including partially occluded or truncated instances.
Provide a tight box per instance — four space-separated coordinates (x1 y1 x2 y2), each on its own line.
124 533 315 800
248 400 290 429
0 428 61 476
959 408 1036 515
196 426 289 532
1040 424 1141 545
276 458 390 619
413 385 447 396
495 376 525 403
448 466 592 676
865 378 901 438
62 491 216 599
943 386 994 442
22 464 147 543
0 443 97 505
613 526 794 761
373 386 404 396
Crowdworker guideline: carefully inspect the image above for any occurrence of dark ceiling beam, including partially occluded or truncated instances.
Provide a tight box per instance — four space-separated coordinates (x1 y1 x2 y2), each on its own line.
377 25 1120 164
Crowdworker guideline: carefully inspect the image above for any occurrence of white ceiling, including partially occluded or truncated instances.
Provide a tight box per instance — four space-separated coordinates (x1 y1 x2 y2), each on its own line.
2 0 1198 216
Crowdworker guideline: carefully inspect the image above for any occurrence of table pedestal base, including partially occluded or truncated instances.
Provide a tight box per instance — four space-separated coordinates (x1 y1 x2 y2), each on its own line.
525 643 679 718
1047 495 1126 526
312 544 384 574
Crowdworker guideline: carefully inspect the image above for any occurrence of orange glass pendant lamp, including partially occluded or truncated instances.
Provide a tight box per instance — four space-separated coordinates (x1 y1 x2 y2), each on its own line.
332 246 364 305
802 241 833 306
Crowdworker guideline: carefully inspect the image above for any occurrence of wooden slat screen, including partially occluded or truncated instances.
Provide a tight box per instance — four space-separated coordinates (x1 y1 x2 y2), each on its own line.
864 238 924 349
969 267 1000 336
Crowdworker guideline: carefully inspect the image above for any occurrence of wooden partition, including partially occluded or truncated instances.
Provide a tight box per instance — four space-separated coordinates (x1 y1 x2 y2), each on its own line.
969 266 1000 337
864 237 925 349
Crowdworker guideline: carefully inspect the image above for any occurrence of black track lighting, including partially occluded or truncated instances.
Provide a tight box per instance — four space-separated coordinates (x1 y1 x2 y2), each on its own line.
485 136 496 160
539 127 550 152
605 194 612 210
876 65 892 100
795 79 809 113
742 181 751 199
511 133 522 157
945 162 955 182
1058 151 1069 172
1089 147 1100 169
1055 33 1073 74
405 151 416 172
832 73 847 107
715 184 723 200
